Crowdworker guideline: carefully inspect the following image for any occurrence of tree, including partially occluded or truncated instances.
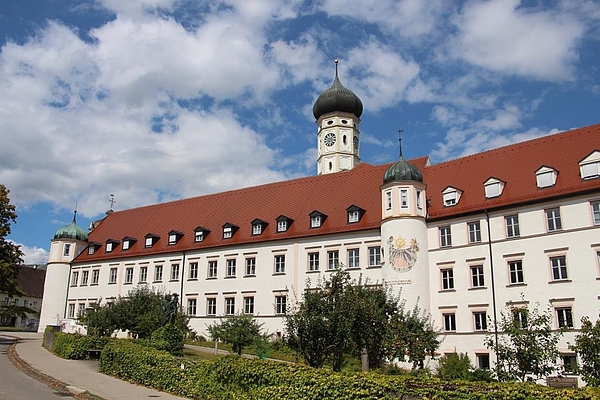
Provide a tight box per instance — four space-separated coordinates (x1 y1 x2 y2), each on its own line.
485 303 564 382
569 316 600 386
207 313 264 355
0 184 24 297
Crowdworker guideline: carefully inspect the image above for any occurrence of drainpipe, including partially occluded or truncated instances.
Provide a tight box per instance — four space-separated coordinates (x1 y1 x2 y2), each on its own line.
484 210 499 352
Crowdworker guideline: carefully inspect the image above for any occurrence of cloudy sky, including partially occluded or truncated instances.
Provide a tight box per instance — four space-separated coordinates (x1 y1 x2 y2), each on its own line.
2 0 599 264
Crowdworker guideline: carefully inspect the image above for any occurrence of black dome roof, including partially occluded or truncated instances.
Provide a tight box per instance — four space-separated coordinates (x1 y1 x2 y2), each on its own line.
313 63 363 120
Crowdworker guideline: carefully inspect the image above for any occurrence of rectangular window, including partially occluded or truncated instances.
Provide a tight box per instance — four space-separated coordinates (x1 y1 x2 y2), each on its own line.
225 297 235 315
252 224 262 235
443 313 456 332
145 237 153 247
417 190 422 209
171 264 180 281
546 207 562 232
78 303 86 317
327 250 339 270
81 271 89 286
245 257 256 276
122 240 130 250
505 215 520 238
513 308 528 328
471 265 485 287
385 191 392 210
91 269 99 285
347 248 360 268
439 226 452 247
550 255 568 281
477 354 490 370
468 221 481 243
226 259 236 277
308 252 320 271
275 295 287 315
71 271 79 286
400 189 408 208
562 354 577 374
68 304 75 319
208 260 217 278
277 221 287 232
109 268 118 284
154 265 163 282
187 299 197 316
508 260 524 284
275 254 286 274
195 231 204 242
244 296 254 314
189 262 198 280
592 201 600 225
441 269 454 290
88 246 95 255
106 242 113 252
32 300 38 309
368 246 381 267
168 234 177 245
556 307 574 328
63 243 71 257
207 298 216 315
311 216 321 228
223 227 232 239
474 312 488 331
348 210 359 223
139 266 148 283
23 300 28 307
125 267 134 284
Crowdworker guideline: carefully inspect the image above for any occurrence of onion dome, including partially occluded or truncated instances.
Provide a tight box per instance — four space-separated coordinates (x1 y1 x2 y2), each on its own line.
53 211 88 241
383 135 423 184
313 60 363 120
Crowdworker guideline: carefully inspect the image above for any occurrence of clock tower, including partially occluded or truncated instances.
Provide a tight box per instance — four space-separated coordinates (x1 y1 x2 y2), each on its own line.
313 60 363 174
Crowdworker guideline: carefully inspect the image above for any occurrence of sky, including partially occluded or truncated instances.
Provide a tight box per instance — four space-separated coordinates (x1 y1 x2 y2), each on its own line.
1 0 599 265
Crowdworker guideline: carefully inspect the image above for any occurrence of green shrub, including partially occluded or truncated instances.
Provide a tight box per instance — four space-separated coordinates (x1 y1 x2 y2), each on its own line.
151 324 184 356
437 352 473 380
52 332 111 359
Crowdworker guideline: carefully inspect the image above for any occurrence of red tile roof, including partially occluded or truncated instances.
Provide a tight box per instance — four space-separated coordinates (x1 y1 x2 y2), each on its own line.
16 266 46 298
74 123 600 263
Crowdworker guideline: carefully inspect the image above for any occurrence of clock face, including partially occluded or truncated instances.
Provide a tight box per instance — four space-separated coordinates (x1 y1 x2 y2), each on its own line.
324 132 336 147
353 136 359 149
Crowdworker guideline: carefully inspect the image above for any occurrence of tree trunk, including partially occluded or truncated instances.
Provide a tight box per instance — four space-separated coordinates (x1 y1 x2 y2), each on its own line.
361 347 370 372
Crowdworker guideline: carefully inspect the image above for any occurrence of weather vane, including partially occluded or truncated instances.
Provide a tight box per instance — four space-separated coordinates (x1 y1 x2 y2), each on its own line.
398 129 404 158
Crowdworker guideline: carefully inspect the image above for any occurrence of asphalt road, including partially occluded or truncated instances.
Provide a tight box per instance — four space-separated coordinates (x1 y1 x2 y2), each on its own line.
0 336 73 399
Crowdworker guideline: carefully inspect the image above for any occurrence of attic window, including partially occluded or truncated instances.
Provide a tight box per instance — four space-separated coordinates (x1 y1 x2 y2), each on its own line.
168 230 183 246
87 242 100 255
579 151 600 180
251 219 268 236
105 239 119 253
484 178 505 198
442 187 462 207
536 166 557 188
309 211 327 228
346 205 365 224
144 234 159 248
276 215 293 233
122 237 137 251
194 226 210 242
222 223 239 239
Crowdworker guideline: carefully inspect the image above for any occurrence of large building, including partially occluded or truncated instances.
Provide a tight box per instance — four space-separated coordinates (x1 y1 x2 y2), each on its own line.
39 67 600 373
1 265 45 331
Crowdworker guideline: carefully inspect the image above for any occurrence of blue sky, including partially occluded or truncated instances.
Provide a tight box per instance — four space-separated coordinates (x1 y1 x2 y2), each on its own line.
1 0 599 264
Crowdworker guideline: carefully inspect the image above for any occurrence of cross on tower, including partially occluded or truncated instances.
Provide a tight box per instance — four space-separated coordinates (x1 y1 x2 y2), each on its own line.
109 194 116 211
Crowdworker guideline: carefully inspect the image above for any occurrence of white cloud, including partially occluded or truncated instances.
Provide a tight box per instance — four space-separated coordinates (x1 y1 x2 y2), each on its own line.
13 242 49 265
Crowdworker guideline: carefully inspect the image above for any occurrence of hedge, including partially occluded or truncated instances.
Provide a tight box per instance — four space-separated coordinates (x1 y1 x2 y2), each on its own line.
98 340 600 400
51 332 112 359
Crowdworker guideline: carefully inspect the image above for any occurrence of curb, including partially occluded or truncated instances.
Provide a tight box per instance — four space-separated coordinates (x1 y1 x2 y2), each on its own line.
7 338 104 400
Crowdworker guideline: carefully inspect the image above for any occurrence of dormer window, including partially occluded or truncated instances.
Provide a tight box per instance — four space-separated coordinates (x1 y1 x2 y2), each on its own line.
168 230 183 246
87 242 101 255
278 220 287 232
579 150 600 180
536 166 557 188
105 239 119 253
251 219 268 236
484 177 505 198
276 215 293 233
222 223 239 239
194 226 210 242
442 187 462 207
309 211 327 228
346 205 365 224
121 237 136 251
144 233 159 248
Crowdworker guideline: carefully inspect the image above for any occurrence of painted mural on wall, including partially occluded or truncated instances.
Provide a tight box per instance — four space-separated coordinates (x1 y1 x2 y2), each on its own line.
387 235 419 273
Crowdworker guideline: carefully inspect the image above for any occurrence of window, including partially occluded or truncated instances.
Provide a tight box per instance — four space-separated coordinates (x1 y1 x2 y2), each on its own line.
207 298 216 315
474 312 488 331
443 313 456 332
536 167 557 188
471 265 485 287
225 297 235 315
477 354 490 370
580 152 600 179
78 303 86 317
417 190 422 209
348 210 359 223
468 221 481 243
327 250 339 270
222 223 238 239
484 179 503 198
442 187 461 207
168 234 177 245
556 307 574 328
400 189 408 208
244 296 254 314
512 308 528 328
109 268 118 284
385 191 392 210
441 269 454 290
311 215 321 228
223 227 233 239
88 246 95 255
154 265 163 282
226 259 236 277
145 237 153 247
592 201 600 225
277 220 287 232
32 300 38 309
125 267 134 284
71 271 79 286
68 304 75 319
189 262 198 280
187 299 197 315
81 271 89 286
171 264 180 280
275 255 286 274
562 354 577 374
91 269 99 285
122 240 130 250
368 246 381 267
508 260 524 284
505 215 520 238
245 257 256 276
194 228 207 242
252 224 262 235
546 207 562 232
550 255 568 281
308 252 320 271
208 260 217 278
63 243 71 256
144 234 159 248
23 299 29 307
347 248 360 268
439 226 452 247
106 242 114 252
139 266 148 283
275 295 287 315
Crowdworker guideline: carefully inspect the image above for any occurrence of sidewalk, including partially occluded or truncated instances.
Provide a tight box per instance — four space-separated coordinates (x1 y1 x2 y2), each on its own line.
4 332 186 400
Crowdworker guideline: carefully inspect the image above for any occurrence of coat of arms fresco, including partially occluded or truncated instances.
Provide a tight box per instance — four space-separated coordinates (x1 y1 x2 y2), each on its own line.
387 235 419 273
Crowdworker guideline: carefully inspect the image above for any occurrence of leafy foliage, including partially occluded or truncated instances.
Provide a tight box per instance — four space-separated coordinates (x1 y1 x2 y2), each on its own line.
570 317 600 386
437 352 473 381
151 324 185 356
0 184 23 298
485 304 564 382
51 332 112 359
207 313 265 355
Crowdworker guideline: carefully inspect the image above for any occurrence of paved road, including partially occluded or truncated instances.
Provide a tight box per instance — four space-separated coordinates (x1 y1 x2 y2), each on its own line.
0 336 73 399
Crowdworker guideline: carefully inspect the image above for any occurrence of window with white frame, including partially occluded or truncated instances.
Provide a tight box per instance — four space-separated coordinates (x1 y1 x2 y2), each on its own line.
536 167 557 188
308 252 319 271
310 215 321 228
348 210 360 223
471 265 485 287
244 296 254 314
195 230 204 242
508 260 524 284
252 224 262 235
187 299 197 316
277 220 287 232
125 267 134 284
245 257 256 276
561 354 577 374
416 190 422 209
439 226 452 247
226 259 236 277
347 248 360 268
189 262 198 280
443 313 456 332
550 255 568 281
78 303 86 317
63 243 71 256
546 207 562 232
468 221 481 243
400 189 408 208
168 233 177 245
505 215 520 238
512 308 528 328
206 298 216 315
145 237 154 247
225 297 235 315
71 271 79 286
154 265 163 282
81 271 89 286
68 304 75 319
275 295 287 314
327 250 339 270
208 260 217 278
123 240 130 250
106 242 115 252
92 270 100 285
484 178 504 198
109 268 118 284
592 201 600 225
170 264 180 281
223 227 233 239
477 354 490 370
441 268 454 290
274 254 286 274
88 246 95 255
556 307 573 328
580 151 600 179
368 246 381 267
385 191 392 210
139 266 147 283
442 187 462 207
473 311 488 331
